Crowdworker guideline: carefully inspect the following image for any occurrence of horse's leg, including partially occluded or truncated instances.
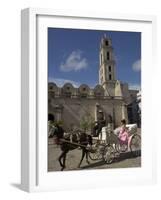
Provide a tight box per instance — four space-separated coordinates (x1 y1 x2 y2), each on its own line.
85 150 90 165
58 151 65 169
61 151 68 171
77 148 85 168
59 150 68 171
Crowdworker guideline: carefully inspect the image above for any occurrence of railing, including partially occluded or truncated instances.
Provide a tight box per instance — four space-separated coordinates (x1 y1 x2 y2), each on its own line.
49 93 123 100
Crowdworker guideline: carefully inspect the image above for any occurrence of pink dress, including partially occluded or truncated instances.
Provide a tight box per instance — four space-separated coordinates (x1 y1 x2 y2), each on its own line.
118 127 129 145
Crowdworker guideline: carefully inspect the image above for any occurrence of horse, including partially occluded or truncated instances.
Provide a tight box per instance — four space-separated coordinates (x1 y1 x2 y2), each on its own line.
52 125 93 171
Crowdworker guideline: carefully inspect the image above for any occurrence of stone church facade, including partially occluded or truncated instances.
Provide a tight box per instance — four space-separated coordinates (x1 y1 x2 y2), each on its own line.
48 35 139 130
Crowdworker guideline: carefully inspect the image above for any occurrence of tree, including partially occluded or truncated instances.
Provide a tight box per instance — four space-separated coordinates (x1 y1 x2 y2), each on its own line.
80 111 95 133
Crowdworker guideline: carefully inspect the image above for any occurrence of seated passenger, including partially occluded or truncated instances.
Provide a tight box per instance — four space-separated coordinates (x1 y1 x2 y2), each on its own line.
118 119 129 145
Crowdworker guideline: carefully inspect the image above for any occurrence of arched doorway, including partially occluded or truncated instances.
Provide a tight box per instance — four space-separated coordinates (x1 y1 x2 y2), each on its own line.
48 113 55 122
107 114 112 123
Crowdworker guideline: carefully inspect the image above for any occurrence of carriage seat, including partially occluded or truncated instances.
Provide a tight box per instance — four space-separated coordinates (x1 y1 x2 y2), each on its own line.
113 124 137 136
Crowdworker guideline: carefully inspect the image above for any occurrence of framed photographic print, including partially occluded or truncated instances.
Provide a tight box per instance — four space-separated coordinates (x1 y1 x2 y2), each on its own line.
21 8 157 192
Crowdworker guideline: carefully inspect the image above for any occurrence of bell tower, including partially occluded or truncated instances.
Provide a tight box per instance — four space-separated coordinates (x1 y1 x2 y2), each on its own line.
99 35 116 96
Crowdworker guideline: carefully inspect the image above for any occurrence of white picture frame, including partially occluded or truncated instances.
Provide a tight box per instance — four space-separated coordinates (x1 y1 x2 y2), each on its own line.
21 8 157 192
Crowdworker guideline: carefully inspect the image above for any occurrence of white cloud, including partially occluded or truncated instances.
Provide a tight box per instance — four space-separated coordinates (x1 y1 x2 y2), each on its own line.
129 83 141 91
48 77 80 87
60 50 88 72
132 59 141 72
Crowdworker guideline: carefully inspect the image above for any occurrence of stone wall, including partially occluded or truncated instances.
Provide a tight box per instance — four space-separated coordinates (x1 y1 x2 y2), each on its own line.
48 81 139 131
48 95 127 131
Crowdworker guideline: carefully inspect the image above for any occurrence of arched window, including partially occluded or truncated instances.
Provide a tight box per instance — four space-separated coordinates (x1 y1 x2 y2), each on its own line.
79 84 90 98
94 85 105 98
107 52 110 60
48 82 58 98
105 40 109 46
109 66 111 72
101 54 102 64
62 83 74 98
101 77 103 84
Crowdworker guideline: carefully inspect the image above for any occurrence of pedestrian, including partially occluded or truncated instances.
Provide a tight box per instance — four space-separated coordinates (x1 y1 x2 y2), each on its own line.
48 121 57 138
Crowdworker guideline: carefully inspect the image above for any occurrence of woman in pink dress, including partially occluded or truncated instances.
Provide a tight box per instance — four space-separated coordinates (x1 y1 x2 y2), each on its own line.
118 119 129 145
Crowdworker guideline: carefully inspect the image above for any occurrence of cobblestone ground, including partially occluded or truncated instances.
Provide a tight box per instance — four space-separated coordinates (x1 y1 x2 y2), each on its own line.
48 129 141 172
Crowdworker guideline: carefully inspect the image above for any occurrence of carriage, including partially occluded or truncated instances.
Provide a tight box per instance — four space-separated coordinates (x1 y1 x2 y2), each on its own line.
49 122 141 170
88 124 141 164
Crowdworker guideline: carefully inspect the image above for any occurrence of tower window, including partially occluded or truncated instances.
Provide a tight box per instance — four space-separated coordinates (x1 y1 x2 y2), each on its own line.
101 77 103 84
109 74 112 80
101 54 102 64
109 66 111 72
105 40 109 46
107 52 110 60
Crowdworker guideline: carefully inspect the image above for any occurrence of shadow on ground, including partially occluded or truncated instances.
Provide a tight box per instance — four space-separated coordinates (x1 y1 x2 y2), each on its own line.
80 150 141 169
116 150 141 163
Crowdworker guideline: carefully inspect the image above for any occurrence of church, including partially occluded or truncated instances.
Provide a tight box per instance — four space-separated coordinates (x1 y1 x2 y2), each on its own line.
48 35 139 131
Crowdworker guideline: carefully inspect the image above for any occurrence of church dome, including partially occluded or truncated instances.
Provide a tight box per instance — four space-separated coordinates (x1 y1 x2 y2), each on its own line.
78 84 90 97
62 82 75 97
48 82 59 98
94 84 105 97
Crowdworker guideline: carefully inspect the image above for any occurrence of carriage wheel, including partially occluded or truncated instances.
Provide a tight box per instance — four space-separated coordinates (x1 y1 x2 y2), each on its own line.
115 142 128 153
89 143 105 161
103 144 115 164
120 144 128 152
129 134 141 156
115 143 120 153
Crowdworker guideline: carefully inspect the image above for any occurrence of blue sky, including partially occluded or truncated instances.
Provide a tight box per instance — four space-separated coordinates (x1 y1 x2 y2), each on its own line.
48 28 141 90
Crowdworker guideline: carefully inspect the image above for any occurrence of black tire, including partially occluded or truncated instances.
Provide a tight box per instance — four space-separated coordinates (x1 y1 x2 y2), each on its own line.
115 143 120 153
103 144 115 164
129 134 141 156
89 143 105 161
114 143 127 153
120 144 128 152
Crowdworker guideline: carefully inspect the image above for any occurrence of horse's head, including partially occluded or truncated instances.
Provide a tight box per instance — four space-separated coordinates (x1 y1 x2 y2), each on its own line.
76 131 93 145
63 130 80 143
71 129 82 143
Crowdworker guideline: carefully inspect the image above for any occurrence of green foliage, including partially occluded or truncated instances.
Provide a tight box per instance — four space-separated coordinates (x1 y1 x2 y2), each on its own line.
80 111 95 132
56 120 63 126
